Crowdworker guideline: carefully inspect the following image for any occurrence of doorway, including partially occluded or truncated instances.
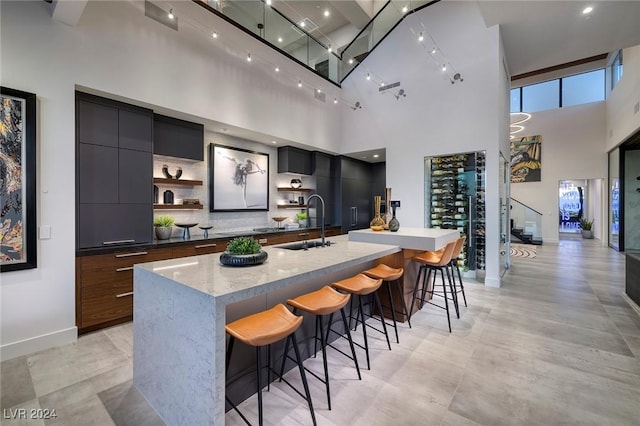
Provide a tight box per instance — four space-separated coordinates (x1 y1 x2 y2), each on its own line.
558 179 604 239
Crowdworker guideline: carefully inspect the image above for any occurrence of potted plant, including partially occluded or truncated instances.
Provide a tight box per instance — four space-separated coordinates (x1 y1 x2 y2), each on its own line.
154 215 174 240
579 218 594 239
296 212 308 227
220 236 268 266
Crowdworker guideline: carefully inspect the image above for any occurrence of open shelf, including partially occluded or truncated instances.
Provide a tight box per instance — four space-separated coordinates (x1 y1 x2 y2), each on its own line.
277 188 312 192
277 204 307 209
154 204 204 210
153 178 203 186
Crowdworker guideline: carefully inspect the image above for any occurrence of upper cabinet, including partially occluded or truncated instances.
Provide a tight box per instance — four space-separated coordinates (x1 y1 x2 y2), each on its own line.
153 114 204 161
278 146 312 175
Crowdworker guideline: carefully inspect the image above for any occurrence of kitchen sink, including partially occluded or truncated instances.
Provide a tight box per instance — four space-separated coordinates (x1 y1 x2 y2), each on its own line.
277 240 332 250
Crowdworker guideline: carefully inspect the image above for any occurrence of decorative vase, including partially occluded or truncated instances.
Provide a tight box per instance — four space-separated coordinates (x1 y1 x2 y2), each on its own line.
220 250 268 267
290 178 303 189
155 226 172 240
370 195 385 231
383 188 392 229
389 205 400 232
581 230 593 239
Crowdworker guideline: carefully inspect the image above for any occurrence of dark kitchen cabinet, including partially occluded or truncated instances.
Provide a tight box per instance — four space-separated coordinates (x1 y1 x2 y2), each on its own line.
278 146 312 175
338 157 373 233
313 152 337 226
153 114 204 160
76 92 153 250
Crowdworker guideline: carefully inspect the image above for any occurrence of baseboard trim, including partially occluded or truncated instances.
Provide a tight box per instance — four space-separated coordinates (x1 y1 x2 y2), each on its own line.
1 327 77 362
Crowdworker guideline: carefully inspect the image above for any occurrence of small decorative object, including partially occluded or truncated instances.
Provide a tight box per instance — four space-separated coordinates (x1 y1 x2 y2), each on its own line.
199 225 213 238
163 190 174 204
162 164 182 180
183 198 200 205
272 216 287 229
220 236 268 266
370 195 385 231
298 196 305 205
579 218 594 239
175 167 182 179
154 185 159 204
175 223 198 239
389 203 400 232
154 216 174 240
383 188 392 229
290 178 303 189
296 212 308 227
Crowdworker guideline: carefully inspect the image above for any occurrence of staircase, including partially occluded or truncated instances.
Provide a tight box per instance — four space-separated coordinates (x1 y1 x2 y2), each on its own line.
510 198 543 245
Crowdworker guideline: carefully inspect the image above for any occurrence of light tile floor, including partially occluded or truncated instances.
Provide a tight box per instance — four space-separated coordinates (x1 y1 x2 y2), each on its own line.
2 236 639 425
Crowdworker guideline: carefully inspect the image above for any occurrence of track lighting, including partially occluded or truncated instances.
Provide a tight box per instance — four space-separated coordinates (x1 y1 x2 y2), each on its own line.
334 98 338 104
418 32 424 42
298 80 302 87
366 73 371 80
431 47 437 54
168 9 174 19
441 64 447 71
212 31 218 39
247 53 251 62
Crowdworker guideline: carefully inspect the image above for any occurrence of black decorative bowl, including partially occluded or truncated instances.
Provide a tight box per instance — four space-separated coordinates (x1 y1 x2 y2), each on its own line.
220 250 268 267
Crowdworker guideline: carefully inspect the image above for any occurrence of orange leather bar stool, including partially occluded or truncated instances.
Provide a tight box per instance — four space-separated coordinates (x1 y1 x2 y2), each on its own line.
448 236 468 318
225 304 316 426
279 286 361 410
332 274 391 370
362 264 411 344
409 240 458 332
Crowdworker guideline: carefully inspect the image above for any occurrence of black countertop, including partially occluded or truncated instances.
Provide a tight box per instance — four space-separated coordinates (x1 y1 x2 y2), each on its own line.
76 225 340 256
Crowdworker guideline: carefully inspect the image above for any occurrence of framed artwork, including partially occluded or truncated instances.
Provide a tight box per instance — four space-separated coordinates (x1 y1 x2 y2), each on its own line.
209 144 269 212
1 87 37 272
510 135 542 183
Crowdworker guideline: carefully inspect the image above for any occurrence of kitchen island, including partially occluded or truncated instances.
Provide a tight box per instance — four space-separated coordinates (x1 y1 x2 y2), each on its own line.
348 227 460 321
133 235 399 425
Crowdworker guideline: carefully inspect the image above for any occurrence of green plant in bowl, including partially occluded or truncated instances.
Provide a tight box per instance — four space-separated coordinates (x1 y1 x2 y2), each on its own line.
579 218 593 230
154 215 175 227
226 236 262 255
296 212 308 223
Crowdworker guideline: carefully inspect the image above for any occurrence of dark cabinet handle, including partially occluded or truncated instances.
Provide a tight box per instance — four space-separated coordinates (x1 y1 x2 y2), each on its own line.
115 251 148 258
298 233 310 237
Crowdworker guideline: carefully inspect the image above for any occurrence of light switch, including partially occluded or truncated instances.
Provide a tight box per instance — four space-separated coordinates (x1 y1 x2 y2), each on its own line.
39 225 51 240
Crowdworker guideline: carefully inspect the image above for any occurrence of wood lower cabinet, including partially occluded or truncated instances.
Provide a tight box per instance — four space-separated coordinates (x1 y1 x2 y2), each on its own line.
76 228 342 333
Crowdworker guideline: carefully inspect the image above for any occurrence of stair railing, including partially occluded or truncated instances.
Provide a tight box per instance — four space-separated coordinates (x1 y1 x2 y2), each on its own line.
510 198 543 242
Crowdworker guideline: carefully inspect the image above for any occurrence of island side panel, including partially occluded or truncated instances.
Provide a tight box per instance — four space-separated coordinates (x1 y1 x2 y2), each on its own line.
133 266 225 425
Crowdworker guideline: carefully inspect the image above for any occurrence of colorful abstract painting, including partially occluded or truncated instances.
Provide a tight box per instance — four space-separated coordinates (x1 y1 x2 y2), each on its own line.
510 135 542 183
1 87 36 272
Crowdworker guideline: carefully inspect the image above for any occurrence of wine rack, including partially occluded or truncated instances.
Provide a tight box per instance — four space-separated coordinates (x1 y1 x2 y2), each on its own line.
427 151 486 271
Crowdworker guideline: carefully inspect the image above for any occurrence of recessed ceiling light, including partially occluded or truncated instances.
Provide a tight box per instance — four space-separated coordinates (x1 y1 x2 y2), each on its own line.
373 154 380 158
441 64 447 71
418 32 424 42
277 36 283 43
212 31 218 39
327 45 332 53
402 5 408 13
348 58 354 64
266 0 272 5
298 80 302 87
324 9 330 17
271 140 277 144
300 21 306 28
334 98 338 104
366 73 371 80
247 53 251 62
316 88 322 93
275 66 279 72
168 9 174 19
582 6 593 14
431 47 437 54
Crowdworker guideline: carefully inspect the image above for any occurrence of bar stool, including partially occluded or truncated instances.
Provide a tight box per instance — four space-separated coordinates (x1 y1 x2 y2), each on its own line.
280 286 361 410
448 236 468 318
362 264 411 344
225 303 316 426
332 274 391 370
409 240 457 333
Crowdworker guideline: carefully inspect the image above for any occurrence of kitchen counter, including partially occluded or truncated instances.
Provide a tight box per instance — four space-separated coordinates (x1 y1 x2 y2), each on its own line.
348 227 460 250
132 235 399 425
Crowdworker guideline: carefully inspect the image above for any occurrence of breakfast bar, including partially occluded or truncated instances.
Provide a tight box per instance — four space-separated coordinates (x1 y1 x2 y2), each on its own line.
132 235 399 425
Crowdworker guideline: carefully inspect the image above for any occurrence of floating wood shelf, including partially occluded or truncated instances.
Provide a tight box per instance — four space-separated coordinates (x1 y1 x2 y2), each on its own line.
277 188 313 192
154 204 204 210
153 178 203 186
277 204 307 209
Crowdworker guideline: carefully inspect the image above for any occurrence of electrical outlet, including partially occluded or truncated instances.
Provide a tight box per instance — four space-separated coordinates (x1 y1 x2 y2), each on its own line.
39 225 51 240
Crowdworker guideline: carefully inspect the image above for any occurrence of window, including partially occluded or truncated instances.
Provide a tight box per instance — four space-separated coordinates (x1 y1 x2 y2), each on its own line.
522 80 559 113
611 50 623 90
510 88 521 113
562 69 605 107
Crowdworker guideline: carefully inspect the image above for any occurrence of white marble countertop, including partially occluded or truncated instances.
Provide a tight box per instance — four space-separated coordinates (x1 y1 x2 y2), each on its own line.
134 234 399 304
348 227 459 251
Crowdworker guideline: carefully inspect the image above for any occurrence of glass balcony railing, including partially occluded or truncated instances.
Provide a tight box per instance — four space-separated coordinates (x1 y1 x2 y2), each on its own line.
194 0 436 85
510 198 543 244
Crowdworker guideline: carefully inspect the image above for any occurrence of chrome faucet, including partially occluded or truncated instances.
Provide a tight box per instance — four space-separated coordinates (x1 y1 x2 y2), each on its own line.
306 194 326 247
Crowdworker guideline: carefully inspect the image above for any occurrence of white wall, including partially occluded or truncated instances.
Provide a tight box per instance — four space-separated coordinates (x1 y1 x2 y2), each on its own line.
340 1 505 286
607 44 640 150
509 102 607 244
0 0 340 360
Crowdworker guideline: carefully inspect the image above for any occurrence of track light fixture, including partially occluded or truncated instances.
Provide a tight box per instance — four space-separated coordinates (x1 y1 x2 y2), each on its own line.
334 98 338 104
298 80 303 87
247 53 252 62
366 73 371 80
418 32 424 42
168 9 174 19
212 31 218 39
